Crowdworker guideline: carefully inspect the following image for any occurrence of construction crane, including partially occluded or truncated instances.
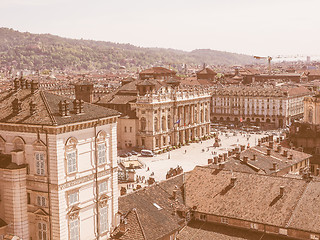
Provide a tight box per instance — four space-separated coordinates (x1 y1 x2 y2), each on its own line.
253 56 272 73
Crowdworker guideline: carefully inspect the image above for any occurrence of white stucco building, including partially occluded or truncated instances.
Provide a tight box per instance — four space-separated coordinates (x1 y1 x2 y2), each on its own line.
211 85 311 128
0 77 120 240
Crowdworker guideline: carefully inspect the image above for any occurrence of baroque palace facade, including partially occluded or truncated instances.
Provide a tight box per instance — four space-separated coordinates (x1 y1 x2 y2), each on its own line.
211 85 311 128
0 78 119 240
97 67 211 151
134 84 211 150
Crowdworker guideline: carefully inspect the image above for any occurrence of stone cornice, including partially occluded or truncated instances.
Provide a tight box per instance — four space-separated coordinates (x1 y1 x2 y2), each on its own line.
0 116 118 134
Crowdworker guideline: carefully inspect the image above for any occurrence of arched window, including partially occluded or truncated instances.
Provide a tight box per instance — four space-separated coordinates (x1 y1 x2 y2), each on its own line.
97 131 109 165
13 137 25 151
140 117 146 131
162 116 166 131
65 137 78 174
154 117 158 132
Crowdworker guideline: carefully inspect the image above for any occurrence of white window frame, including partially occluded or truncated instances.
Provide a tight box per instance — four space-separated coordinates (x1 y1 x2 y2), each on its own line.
37 196 46 207
38 222 47 240
69 218 79 240
99 181 108 194
68 191 79 206
67 151 77 174
100 206 108 233
98 143 106 165
35 152 45 176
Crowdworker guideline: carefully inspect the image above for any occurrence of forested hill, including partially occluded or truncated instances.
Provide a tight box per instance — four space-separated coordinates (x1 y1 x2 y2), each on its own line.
0 28 254 71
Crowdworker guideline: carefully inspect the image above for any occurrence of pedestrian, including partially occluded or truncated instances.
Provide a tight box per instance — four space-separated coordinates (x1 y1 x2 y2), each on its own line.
185 149 187 154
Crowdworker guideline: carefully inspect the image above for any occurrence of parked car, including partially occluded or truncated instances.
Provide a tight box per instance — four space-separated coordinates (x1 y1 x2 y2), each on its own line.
131 150 138 155
141 149 154 157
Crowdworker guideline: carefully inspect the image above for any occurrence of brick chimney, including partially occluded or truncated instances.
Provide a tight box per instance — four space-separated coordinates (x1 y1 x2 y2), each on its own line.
173 185 178 200
31 80 39 94
59 100 70 117
280 186 284 197
257 139 261 146
230 176 237 186
73 99 80 114
267 149 271 156
273 162 277 171
269 141 274 149
283 150 288 157
243 156 248 164
252 154 256 161
277 145 282 153
29 101 36 115
219 162 225 169
12 98 22 114
14 78 20 91
288 154 293 160
119 215 127 233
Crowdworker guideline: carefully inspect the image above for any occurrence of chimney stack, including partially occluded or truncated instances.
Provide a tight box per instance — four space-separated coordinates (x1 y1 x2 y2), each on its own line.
288 154 293 160
277 145 282 153
14 78 20 91
257 139 261 146
173 185 178 200
280 186 284 197
236 152 241 160
59 100 70 117
29 101 36 115
283 150 288 157
73 99 80 114
243 156 248 164
267 149 271 156
252 154 256 161
219 162 225 169
273 162 277 171
12 98 22 114
119 215 127 233
230 176 237 186
31 80 39 94
269 141 274 149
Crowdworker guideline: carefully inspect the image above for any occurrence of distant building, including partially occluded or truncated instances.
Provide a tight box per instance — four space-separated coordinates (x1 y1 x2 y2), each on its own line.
139 67 177 80
0 77 119 240
196 67 216 80
211 85 311 128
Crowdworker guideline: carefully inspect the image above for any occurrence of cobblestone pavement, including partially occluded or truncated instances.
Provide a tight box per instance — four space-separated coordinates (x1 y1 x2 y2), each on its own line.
120 130 282 185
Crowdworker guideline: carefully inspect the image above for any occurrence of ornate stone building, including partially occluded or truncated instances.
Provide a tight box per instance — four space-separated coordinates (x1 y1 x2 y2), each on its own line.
97 67 211 151
134 85 211 150
0 77 119 240
211 85 311 128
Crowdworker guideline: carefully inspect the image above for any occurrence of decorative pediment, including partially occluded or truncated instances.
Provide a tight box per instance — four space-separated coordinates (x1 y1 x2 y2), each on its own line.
68 205 81 220
34 208 49 216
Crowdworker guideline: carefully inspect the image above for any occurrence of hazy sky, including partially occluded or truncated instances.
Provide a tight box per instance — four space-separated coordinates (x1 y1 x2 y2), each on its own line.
1 0 319 56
